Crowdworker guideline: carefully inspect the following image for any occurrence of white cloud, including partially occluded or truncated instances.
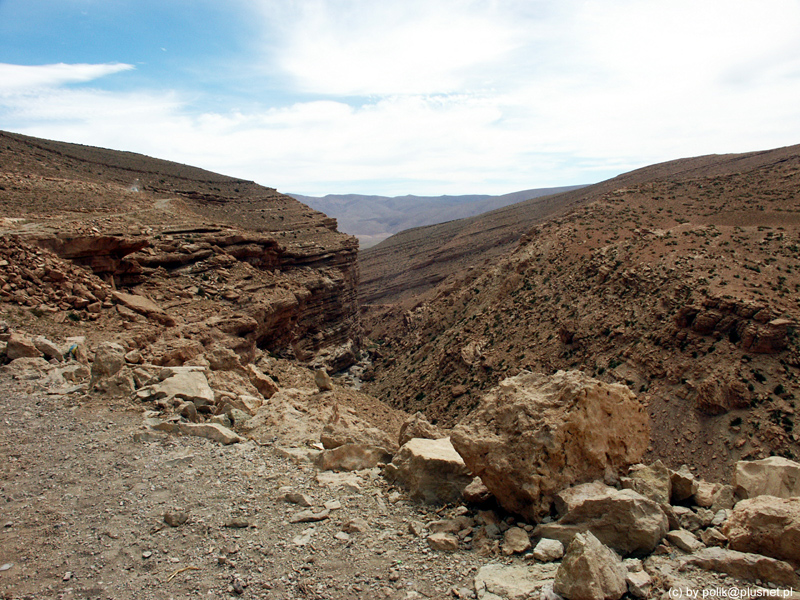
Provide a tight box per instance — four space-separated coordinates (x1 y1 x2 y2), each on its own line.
2 1 800 196
0 63 134 94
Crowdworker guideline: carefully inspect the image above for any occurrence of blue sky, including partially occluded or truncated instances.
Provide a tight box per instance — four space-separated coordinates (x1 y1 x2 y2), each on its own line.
1 0 800 196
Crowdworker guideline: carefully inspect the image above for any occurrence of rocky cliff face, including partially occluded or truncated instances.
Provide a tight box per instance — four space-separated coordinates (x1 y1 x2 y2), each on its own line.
0 130 361 369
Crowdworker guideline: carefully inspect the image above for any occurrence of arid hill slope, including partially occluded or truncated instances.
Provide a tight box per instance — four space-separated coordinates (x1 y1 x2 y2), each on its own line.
362 144 800 482
359 147 800 305
0 130 360 367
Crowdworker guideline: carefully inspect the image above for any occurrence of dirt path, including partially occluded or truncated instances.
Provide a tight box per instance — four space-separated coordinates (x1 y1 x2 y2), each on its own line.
0 377 485 600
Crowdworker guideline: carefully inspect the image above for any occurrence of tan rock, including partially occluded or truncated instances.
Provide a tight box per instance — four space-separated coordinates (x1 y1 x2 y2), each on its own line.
683 547 800 587
245 364 279 398
533 538 565 562
625 570 653 599
534 482 668 557
463 477 493 504
502 527 532 555
622 461 671 505
723 496 800 564
90 342 126 380
693 480 721 507
111 290 176 326
315 369 334 391
427 532 458 552
320 421 397 452
665 529 705 553
451 370 649 521
670 464 698 504
148 368 215 408
554 532 627 600
6 333 41 360
734 456 800 499
383 437 473 504
397 411 443 447
474 563 559 600
33 336 62 362
700 527 727 547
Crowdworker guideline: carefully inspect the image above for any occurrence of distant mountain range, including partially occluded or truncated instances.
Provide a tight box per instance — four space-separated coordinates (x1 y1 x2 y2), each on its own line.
289 186 587 247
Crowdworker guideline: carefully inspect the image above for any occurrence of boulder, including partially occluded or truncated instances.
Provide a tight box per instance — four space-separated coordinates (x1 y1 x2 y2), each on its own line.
451 370 649 521
320 421 397 453
154 421 242 445
206 346 242 371
315 444 392 472
534 482 668 557
398 411 444 447
625 570 652 599
90 342 126 380
463 477 493 504
682 547 800 587
427 532 458 552
621 461 670 505
694 480 722 507
553 532 627 600
383 437 473 504
723 496 800 564
734 456 800 499
669 465 698 504
6 333 41 360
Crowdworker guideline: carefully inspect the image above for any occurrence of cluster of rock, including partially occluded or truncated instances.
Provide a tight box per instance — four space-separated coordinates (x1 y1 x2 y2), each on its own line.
0 236 117 319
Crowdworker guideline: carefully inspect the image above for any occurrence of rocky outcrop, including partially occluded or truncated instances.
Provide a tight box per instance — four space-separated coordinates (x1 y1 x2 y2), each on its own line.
553 532 627 600
397 411 443 447
451 370 650 521
535 482 668 557
734 456 800 499
383 437 473 504
723 496 800 564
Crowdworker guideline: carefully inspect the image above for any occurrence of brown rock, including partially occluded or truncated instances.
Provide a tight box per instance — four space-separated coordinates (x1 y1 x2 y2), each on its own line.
427 532 459 552
670 465 698 504
452 370 649 521
245 364 279 398
622 461 671 505
502 527 532 555
315 444 392 472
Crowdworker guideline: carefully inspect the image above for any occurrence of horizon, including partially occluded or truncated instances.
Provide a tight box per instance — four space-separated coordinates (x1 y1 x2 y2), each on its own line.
1 1 799 197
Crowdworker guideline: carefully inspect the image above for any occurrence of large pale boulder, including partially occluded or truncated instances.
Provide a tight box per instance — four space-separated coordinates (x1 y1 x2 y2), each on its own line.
534 482 668 557
723 496 800 564
383 437 473 504
734 456 800 499
553 532 627 600
682 547 800 587
451 370 649 521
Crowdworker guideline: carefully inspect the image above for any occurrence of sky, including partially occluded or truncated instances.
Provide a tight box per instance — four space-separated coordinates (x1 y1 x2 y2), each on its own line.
1 0 800 197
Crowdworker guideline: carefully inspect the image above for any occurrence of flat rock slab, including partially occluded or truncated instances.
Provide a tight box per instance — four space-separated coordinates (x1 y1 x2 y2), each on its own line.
682 547 800 588
474 563 559 600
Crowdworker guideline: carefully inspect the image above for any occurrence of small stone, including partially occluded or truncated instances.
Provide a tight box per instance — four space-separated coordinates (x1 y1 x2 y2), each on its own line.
315 369 334 391
0 563 12 572
224 517 251 528
533 538 565 562
502 526 532 555
335 531 351 541
279 491 313 507
626 570 653 599
232 577 245 595
164 511 189 527
666 529 706 553
63 571 73 581
427 532 459 552
289 509 330 524
408 520 425 537
142 550 152 559
342 518 369 533
324 500 342 511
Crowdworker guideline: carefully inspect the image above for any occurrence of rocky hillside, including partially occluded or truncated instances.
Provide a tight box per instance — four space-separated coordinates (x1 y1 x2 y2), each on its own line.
359 146 800 305
362 144 800 482
0 130 360 369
